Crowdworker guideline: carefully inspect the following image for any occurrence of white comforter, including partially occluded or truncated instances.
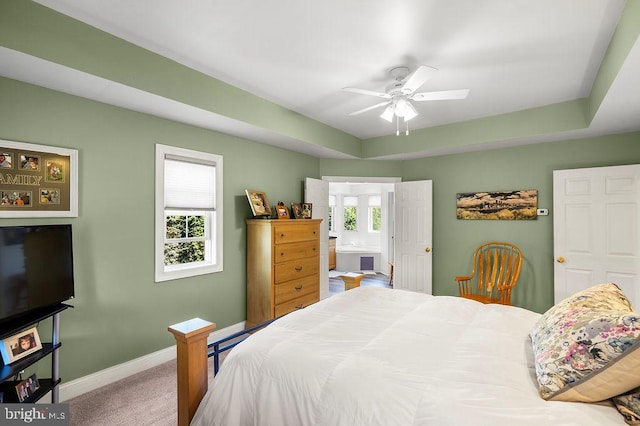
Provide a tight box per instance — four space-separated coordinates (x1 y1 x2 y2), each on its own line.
192 287 624 425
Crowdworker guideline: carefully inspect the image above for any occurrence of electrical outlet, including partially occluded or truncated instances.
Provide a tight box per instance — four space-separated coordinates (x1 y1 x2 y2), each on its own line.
537 208 549 216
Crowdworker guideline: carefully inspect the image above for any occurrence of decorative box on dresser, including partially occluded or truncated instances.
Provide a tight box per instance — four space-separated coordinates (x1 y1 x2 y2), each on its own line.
246 219 322 328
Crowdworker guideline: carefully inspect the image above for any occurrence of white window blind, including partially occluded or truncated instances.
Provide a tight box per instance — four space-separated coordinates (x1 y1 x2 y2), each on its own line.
368 195 381 206
329 195 336 206
164 158 216 209
344 196 358 207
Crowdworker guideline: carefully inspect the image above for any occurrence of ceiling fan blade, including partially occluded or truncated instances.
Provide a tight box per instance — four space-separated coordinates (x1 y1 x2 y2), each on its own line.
401 65 438 94
411 89 470 101
343 87 391 99
349 100 391 116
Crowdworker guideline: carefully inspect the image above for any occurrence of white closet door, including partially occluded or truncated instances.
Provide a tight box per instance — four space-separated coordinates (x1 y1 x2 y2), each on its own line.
553 164 640 307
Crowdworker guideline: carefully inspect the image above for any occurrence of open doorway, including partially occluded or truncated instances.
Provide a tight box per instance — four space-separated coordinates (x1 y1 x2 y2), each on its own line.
307 176 432 298
324 176 399 292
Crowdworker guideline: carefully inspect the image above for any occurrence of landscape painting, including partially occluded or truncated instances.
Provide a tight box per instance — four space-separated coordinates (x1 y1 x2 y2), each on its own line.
456 189 538 220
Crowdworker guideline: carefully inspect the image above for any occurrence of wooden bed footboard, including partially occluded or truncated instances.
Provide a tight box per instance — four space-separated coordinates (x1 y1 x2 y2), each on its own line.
168 317 277 425
168 318 216 426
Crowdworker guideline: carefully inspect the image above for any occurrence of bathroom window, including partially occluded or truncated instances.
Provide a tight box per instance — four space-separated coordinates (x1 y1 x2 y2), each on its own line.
368 195 381 232
343 196 358 231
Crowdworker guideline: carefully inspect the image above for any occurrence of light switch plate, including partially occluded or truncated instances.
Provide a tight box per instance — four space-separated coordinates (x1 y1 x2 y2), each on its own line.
537 208 549 216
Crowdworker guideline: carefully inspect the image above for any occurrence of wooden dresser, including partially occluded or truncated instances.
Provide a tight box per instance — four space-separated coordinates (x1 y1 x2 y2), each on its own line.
246 218 321 328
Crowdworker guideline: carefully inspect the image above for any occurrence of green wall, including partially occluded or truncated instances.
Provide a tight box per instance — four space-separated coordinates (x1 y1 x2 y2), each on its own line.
323 134 640 313
1 0 639 386
0 77 321 380
2 74 640 384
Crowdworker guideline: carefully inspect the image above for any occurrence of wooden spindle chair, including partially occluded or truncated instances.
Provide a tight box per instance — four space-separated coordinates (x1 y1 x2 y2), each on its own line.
455 242 523 305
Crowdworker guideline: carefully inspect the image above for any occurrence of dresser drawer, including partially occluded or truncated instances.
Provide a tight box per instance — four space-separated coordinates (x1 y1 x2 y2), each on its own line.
274 291 319 317
275 274 318 304
274 240 319 264
274 257 319 283
273 222 320 244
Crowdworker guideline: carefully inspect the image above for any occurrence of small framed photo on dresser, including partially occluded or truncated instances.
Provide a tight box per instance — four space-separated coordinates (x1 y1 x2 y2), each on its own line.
302 203 313 219
245 189 272 218
275 202 290 219
291 203 303 219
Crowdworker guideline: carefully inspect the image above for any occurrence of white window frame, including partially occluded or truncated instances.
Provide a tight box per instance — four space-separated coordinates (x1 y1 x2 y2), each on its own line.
368 195 382 233
328 195 336 233
155 144 223 282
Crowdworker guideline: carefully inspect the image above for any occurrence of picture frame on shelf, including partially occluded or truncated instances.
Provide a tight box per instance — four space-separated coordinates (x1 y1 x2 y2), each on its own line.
0 327 42 364
275 202 290 219
15 374 39 402
302 203 313 219
245 189 272 217
291 202 303 219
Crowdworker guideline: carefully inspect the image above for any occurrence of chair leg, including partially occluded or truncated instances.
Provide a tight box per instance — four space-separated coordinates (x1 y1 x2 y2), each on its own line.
388 262 394 285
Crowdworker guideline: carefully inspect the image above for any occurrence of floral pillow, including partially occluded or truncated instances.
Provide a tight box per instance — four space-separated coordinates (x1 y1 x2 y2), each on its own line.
613 389 640 425
530 283 640 402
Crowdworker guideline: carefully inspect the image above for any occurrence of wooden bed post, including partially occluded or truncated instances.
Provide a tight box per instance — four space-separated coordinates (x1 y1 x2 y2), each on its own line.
168 318 216 426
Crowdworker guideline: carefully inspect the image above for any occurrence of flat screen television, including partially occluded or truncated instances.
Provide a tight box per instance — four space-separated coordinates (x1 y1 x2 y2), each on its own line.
0 224 75 325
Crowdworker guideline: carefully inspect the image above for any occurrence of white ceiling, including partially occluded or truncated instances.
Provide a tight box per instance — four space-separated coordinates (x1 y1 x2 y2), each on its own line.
10 0 640 157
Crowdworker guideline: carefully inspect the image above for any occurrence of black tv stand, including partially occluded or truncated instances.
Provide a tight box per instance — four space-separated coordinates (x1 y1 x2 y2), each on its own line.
0 303 71 403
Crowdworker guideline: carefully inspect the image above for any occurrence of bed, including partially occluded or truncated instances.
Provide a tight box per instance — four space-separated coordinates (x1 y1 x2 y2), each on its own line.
171 283 640 425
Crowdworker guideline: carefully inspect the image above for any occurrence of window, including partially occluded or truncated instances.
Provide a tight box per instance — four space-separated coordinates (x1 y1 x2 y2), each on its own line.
155 144 223 282
368 195 381 232
328 195 336 232
343 196 358 231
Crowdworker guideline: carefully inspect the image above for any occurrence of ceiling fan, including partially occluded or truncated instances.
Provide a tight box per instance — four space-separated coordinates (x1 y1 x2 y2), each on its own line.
343 65 469 134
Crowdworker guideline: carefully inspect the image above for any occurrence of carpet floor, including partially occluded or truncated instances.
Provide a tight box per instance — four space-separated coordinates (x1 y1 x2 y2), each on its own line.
66 357 219 426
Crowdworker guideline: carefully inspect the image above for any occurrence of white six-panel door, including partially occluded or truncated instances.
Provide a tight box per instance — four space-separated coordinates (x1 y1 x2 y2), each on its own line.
394 180 433 294
553 164 640 307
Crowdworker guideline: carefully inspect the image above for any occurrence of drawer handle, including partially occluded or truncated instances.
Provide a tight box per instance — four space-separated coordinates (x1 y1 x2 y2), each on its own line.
280 233 285 238
295 285 303 291
280 252 284 256
295 267 303 272
295 304 304 309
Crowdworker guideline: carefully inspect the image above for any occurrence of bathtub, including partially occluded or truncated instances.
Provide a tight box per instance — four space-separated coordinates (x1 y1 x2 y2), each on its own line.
335 245 381 272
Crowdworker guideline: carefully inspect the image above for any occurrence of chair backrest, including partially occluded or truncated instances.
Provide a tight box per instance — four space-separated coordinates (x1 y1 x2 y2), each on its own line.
458 242 523 305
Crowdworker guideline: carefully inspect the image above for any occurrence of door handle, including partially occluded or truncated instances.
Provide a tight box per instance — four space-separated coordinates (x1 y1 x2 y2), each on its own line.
425 247 431 253
556 256 565 263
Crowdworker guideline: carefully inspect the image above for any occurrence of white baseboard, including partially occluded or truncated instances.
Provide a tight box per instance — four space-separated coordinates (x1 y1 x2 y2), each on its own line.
58 321 246 401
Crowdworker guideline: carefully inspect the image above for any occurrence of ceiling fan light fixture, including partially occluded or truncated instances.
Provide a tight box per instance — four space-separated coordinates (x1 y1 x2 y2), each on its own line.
344 64 470 135
380 105 395 122
395 98 408 117
404 102 418 121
